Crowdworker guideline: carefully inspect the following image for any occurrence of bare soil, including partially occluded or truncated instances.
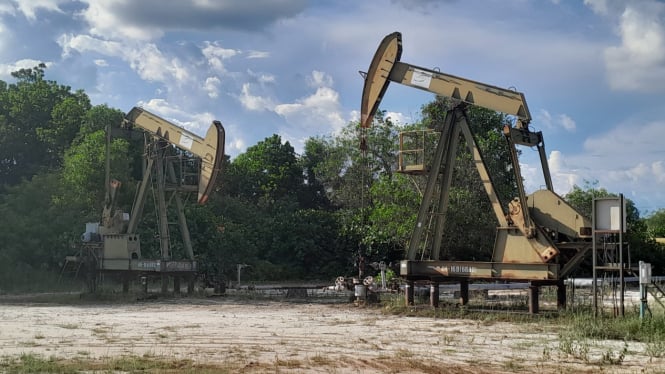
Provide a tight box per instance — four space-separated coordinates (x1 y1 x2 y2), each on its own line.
0 294 662 373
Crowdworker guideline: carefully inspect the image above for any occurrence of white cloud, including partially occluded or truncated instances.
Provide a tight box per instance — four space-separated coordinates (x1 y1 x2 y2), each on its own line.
307 70 333 88
247 69 275 84
558 114 576 132
246 50 270 59
599 2 665 91
540 150 582 195
536 109 553 128
275 85 345 133
0 22 10 54
203 76 221 98
58 34 192 86
533 120 665 211
223 123 247 156
58 33 124 58
202 42 239 74
11 0 65 21
0 3 15 15
239 83 275 111
535 109 575 132
582 120 665 159
653 161 665 183
584 0 610 15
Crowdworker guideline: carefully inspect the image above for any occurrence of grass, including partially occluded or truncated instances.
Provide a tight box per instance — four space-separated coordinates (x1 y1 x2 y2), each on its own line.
0 353 235 373
381 293 665 343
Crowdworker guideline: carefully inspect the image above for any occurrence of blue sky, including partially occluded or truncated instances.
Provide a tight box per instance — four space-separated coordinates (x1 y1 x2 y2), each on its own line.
1 0 664 214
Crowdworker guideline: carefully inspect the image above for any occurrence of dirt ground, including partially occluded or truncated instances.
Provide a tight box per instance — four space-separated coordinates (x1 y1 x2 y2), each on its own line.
0 293 663 373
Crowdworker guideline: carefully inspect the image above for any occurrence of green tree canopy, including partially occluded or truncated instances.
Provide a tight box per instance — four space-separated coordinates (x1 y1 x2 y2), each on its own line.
0 63 90 186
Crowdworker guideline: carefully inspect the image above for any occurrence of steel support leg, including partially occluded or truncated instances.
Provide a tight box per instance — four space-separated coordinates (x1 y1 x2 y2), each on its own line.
122 277 129 293
405 281 414 306
187 276 195 294
557 281 566 310
161 274 169 294
430 282 440 308
529 285 540 314
459 280 469 306
174 276 181 295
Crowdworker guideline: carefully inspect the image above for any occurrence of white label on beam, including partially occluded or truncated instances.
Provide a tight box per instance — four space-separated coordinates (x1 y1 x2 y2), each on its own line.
179 134 194 150
411 69 432 89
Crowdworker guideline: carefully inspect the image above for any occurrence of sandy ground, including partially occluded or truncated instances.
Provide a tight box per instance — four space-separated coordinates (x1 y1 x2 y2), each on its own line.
0 293 663 373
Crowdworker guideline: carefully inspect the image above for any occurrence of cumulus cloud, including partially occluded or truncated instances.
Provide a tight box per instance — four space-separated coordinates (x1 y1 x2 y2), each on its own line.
246 69 276 85
274 71 345 135
274 86 345 130
202 42 239 74
246 50 270 59
239 83 275 111
535 109 576 132
237 70 346 150
307 70 333 88
203 76 221 98
11 0 65 21
558 114 576 132
547 150 582 193
587 1 665 91
0 3 15 15
58 34 192 86
534 120 665 211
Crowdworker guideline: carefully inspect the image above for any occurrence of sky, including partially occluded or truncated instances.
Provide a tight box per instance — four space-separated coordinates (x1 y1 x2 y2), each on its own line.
0 0 664 214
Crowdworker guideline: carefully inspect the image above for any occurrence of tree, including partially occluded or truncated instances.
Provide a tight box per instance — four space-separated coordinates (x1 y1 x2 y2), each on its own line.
0 64 90 186
58 105 130 216
646 209 665 238
226 134 302 205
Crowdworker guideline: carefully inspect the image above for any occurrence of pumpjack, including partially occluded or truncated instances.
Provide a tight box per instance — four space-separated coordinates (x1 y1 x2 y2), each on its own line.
361 32 592 312
70 107 225 293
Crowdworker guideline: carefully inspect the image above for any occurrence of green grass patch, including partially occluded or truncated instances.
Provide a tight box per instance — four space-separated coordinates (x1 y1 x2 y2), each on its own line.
0 353 235 373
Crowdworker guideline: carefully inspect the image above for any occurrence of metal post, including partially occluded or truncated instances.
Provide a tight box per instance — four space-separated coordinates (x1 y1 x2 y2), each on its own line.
154 144 171 260
592 199 598 317
528 285 539 314
141 276 148 294
161 274 168 293
639 261 651 320
430 282 440 308
405 281 414 306
173 276 181 295
459 280 469 306
122 277 129 294
187 275 195 295
619 194 625 317
237 264 248 288
557 280 566 310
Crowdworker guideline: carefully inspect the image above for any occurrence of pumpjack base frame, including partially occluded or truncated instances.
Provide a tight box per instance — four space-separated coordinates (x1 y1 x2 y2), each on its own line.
400 259 559 282
400 260 566 314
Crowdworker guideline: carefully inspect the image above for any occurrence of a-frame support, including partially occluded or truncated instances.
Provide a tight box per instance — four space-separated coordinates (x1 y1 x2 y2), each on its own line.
407 105 507 260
